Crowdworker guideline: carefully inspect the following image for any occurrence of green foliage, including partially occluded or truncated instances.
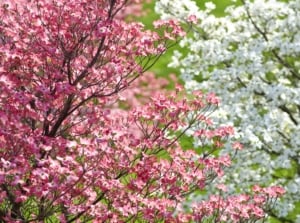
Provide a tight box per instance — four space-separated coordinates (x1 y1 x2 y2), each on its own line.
196 0 240 17
287 201 300 221
178 134 194 150
268 216 283 223
273 159 297 179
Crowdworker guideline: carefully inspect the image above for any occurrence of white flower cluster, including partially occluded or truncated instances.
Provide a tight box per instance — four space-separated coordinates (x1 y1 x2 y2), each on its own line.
157 0 300 220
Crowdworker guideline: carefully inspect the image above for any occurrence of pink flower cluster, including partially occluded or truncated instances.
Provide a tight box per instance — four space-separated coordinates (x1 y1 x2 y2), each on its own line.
0 0 284 222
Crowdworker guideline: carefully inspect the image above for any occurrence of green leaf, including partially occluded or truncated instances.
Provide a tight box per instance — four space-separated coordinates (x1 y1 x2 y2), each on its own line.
179 134 194 150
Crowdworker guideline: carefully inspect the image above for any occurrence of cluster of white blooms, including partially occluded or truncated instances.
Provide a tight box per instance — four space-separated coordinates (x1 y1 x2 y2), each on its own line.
156 0 300 220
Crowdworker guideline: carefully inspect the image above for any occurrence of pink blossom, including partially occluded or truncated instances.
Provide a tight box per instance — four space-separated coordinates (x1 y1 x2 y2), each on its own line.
216 183 227 192
206 92 220 105
187 15 198 24
232 141 243 150
0 0 284 221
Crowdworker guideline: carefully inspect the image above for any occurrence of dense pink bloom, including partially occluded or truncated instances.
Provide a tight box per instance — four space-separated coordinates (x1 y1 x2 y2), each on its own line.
0 0 284 222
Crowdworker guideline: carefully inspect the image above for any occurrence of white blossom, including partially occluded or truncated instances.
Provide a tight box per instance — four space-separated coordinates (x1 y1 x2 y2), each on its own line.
157 0 300 220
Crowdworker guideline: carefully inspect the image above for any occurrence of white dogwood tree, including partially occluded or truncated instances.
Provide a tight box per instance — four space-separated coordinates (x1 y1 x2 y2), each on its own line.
156 0 300 221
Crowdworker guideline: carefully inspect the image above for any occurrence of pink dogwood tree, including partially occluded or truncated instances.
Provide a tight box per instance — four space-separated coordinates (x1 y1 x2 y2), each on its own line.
0 0 284 222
